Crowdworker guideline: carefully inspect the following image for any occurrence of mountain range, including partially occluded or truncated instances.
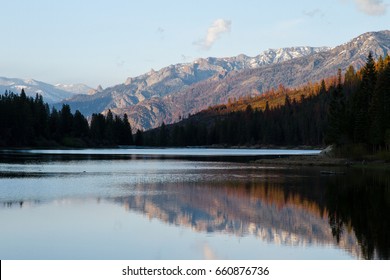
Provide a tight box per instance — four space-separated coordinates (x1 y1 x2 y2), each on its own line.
0 77 95 103
113 179 362 258
62 30 389 132
3 30 390 131
59 46 329 127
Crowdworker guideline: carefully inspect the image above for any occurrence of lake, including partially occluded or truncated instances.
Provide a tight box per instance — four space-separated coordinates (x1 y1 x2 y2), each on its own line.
0 148 388 260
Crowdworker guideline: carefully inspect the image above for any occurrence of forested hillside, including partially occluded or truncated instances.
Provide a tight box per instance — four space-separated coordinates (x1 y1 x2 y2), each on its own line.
1 53 389 152
61 31 390 132
141 53 390 152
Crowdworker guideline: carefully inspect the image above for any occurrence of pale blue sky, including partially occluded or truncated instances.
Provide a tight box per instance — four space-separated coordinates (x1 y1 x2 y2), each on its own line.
1 0 389 87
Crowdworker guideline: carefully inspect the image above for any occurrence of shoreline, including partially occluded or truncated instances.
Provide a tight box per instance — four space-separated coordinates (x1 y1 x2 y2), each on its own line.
254 155 349 167
254 154 390 169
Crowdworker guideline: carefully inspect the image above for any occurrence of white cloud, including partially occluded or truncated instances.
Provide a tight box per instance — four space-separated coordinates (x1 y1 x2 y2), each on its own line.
194 19 231 50
354 0 387 15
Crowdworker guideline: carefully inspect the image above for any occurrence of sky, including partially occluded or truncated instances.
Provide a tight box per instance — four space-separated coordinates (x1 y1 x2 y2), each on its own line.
1 0 389 88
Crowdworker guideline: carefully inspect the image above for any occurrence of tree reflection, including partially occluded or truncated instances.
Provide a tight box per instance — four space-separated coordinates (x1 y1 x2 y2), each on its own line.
3 164 388 259
2 200 39 208
113 167 390 259
326 169 390 259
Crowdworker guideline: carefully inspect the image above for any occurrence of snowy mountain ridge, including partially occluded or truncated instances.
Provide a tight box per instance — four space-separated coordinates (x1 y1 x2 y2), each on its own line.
0 77 93 103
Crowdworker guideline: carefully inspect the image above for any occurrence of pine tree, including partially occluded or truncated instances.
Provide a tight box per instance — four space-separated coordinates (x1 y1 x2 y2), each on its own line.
90 113 106 142
158 122 168 146
326 69 347 145
72 110 89 138
135 129 143 146
105 109 115 143
353 52 377 143
16 89 34 145
49 108 61 141
121 114 134 145
380 63 390 150
20 88 27 100
319 79 326 94
59 104 73 138
376 56 385 73
32 93 49 139
368 57 385 150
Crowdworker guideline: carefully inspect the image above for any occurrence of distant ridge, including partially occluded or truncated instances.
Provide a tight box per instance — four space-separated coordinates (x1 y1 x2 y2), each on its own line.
60 46 329 115
0 77 93 103
63 30 390 131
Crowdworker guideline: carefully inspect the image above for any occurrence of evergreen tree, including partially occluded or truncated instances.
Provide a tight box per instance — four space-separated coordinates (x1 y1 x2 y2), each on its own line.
2 53 389 151
72 110 89 138
135 129 143 146
20 88 27 100
376 55 385 73
59 104 73 138
344 65 359 96
32 93 49 139
159 122 168 146
119 114 134 145
377 63 390 150
124 114 134 145
319 79 326 94
326 69 347 145
105 109 115 143
49 108 61 141
16 89 34 145
353 52 377 143
90 113 106 142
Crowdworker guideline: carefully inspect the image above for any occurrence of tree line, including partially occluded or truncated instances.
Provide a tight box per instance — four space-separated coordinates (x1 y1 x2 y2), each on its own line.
141 53 390 151
142 92 328 147
0 90 134 147
326 52 390 152
1 53 389 150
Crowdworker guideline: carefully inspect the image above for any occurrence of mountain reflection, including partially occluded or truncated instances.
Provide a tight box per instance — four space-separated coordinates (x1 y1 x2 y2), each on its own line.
113 168 390 260
2 164 389 259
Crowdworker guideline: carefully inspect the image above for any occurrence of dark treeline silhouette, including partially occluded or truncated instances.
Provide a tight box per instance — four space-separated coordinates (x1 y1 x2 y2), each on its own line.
0 89 133 147
143 93 329 147
140 81 332 147
326 52 390 153
141 53 390 150
1 53 389 150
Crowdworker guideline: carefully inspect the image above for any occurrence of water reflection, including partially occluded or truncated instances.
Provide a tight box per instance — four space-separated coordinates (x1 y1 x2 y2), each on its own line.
0 154 389 259
104 168 387 259
325 170 390 260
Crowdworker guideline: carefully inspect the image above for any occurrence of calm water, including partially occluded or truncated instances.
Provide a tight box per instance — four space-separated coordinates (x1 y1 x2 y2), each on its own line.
0 149 388 260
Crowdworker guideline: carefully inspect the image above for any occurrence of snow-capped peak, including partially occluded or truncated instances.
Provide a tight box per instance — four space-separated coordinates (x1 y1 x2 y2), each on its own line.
0 77 93 103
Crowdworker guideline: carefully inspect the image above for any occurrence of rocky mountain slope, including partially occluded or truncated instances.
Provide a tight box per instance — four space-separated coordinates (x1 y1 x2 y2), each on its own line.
65 30 390 131
0 77 93 103
121 30 390 131
61 47 329 116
